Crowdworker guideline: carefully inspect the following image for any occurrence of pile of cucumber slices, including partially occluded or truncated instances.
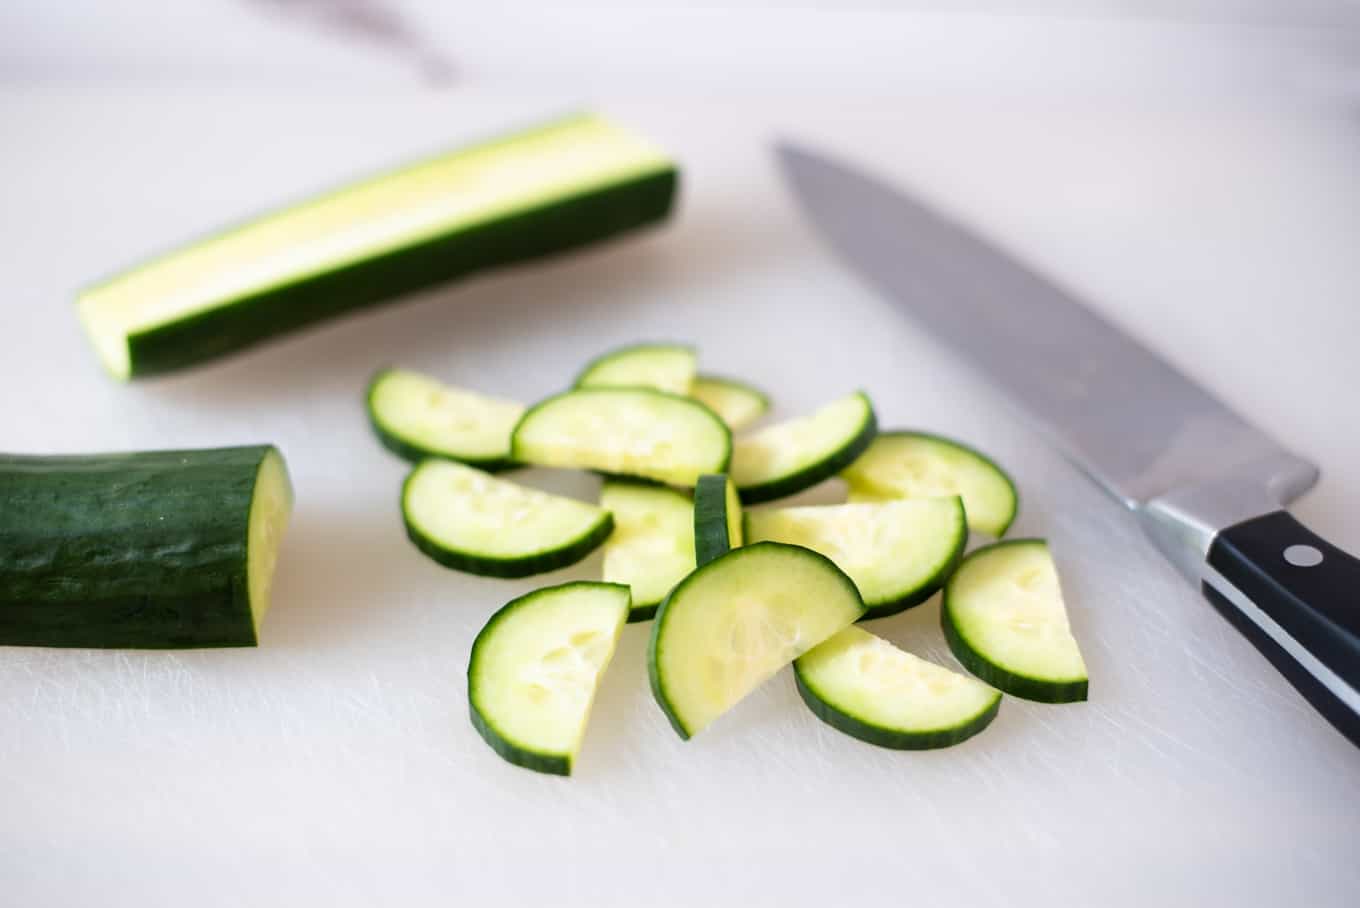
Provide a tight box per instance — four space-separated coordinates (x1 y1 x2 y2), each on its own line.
366 343 1089 776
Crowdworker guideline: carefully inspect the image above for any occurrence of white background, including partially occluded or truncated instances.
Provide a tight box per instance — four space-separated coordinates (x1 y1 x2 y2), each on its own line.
3 4 1360 906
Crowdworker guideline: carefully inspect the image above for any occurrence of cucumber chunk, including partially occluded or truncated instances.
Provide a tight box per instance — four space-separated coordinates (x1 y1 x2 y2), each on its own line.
575 343 696 395
730 391 877 504
0 446 292 648
599 481 695 622
795 626 1001 749
690 374 769 430
77 113 677 380
402 460 611 578
366 368 523 469
511 388 731 487
843 431 1017 536
693 474 742 567
745 498 966 620
648 542 866 739
469 581 630 775
942 540 1088 703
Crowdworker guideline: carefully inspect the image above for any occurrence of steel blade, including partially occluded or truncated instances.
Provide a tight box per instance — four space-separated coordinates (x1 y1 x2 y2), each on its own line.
776 141 1308 507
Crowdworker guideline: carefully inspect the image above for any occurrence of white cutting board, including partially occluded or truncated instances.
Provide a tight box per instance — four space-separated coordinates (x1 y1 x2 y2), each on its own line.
2 88 1358 907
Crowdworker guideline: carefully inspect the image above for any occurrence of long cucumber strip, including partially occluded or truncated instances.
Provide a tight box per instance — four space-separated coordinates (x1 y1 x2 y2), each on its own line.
795 626 1001 749
469 582 630 775
511 388 731 487
730 392 876 504
690 375 769 430
648 542 866 739
77 113 677 379
843 431 1017 536
942 540 1088 703
745 498 966 620
575 343 696 395
693 474 742 566
0 446 292 648
599 481 695 622
402 460 612 578
366 368 523 469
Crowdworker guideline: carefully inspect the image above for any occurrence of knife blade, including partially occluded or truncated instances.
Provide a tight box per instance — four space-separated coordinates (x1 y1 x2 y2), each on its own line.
776 141 1360 747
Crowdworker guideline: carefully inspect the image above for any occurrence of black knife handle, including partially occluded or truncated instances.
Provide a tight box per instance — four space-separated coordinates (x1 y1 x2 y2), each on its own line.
1206 510 1360 747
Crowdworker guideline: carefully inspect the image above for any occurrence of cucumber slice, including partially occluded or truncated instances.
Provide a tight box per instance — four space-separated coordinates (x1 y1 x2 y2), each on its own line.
511 388 731 487
942 540 1088 703
648 542 866 739
599 481 695 622
693 474 742 566
402 459 611 577
469 581 630 775
575 343 696 395
77 113 677 380
0 446 292 648
795 626 1001 749
745 498 966 620
842 431 1018 536
730 392 876 504
366 368 524 469
690 374 769 431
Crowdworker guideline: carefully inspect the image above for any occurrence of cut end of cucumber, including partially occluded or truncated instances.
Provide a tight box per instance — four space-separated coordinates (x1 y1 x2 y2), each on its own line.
575 343 697 395
690 375 769 431
745 497 966 620
943 540 1088 703
795 626 1001 749
648 541 866 739
76 296 133 381
599 481 696 621
843 431 1017 537
469 581 631 775
367 368 524 467
693 473 742 567
246 447 294 638
731 391 876 504
402 459 611 577
511 387 731 487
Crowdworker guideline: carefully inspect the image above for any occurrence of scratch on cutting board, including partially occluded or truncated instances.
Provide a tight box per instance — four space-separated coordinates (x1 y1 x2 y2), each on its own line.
241 0 455 85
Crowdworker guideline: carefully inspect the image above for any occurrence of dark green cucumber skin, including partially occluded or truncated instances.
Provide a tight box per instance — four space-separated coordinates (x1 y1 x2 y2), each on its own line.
647 541 867 740
626 601 662 624
400 468 613 578
110 170 677 378
0 446 279 648
692 474 735 567
365 370 518 472
941 539 1088 704
737 396 878 505
860 430 1019 537
572 341 695 388
468 581 631 776
795 665 1001 749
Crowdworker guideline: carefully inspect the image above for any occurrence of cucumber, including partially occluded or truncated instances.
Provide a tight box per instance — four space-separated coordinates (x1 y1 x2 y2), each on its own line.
77 113 677 380
599 481 695 622
730 392 876 504
575 343 696 395
690 374 769 430
795 626 1001 750
402 459 612 577
469 581 630 775
942 540 1088 703
843 431 1018 536
0 446 292 648
510 388 731 487
366 368 523 469
693 473 742 566
745 497 966 620
648 542 866 739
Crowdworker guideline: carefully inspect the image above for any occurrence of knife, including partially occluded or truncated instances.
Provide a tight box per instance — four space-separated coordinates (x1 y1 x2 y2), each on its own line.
776 142 1360 747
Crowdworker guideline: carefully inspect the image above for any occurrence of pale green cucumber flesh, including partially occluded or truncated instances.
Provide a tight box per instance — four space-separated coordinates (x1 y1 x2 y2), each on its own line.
690 374 769 431
469 581 630 775
575 343 696 395
731 392 876 504
367 368 523 469
599 481 695 621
